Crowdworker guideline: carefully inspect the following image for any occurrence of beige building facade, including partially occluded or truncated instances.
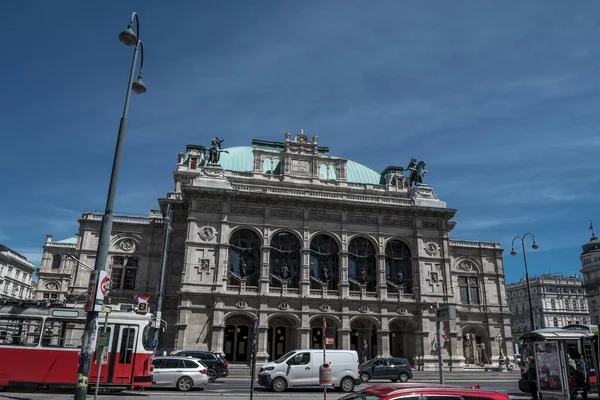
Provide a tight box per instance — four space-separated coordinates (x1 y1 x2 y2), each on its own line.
580 232 600 325
0 244 35 300
36 131 513 369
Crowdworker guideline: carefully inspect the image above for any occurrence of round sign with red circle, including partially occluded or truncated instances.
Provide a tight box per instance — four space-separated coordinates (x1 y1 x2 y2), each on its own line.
100 275 109 296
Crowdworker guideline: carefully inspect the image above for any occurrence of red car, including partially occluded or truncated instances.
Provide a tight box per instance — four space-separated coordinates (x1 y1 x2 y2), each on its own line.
339 383 510 400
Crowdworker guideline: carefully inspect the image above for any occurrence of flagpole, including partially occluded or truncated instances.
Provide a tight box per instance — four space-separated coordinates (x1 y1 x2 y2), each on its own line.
590 220 596 239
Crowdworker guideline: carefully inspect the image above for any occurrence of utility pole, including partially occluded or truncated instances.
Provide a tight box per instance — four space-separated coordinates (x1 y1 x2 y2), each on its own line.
153 204 172 351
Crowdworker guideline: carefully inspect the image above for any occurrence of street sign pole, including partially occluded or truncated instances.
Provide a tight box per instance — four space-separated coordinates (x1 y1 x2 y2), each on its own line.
94 305 111 400
323 318 327 400
250 318 258 400
435 304 456 385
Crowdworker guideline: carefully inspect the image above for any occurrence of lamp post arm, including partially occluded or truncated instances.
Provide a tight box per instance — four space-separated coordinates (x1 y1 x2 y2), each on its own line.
129 12 140 41
138 40 144 76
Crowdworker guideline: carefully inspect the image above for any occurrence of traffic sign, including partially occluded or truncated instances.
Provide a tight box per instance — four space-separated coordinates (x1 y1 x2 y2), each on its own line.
436 305 456 322
100 275 109 296
151 339 158 348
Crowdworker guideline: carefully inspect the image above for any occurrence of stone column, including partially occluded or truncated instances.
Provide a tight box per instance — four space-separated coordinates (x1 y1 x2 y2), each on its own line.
210 326 225 355
259 246 270 293
377 254 387 299
300 249 311 296
256 326 270 363
339 251 349 298
299 328 311 349
378 330 391 358
339 329 351 350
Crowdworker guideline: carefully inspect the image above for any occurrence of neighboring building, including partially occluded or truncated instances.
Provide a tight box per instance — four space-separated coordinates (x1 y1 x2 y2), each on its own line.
507 273 589 351
37 131 513 369
580 229 600 325
0 244 35 300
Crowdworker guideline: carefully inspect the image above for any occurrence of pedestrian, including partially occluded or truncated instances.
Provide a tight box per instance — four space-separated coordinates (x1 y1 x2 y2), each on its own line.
527 357 539 400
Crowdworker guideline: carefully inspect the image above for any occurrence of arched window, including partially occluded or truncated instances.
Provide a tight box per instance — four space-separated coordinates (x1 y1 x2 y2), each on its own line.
319 164 328 180
270 231 301 288
551 299 556 309
572 299 577 310
228 229 261 287
51 255 61 269
263 158 273 174
580 299 586 310
385 240 412 294
565 300 570 310
309 234 339 290
553 317 558 327
328 165 337 180
348 237 377 292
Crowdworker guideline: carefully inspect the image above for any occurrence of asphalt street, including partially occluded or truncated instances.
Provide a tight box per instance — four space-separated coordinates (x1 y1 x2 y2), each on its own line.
0 377 539 400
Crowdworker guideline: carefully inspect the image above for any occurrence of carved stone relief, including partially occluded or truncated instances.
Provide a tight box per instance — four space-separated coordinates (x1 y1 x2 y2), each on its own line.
235 300 247 309
290 159 311 175
230 205 265 216
198 226 217 241
359 305 369 313
458 260 475 272
423 220 439 229
397 307 407 315
196 203 222 213
118 239 135 252
278 302 290 310
382 217 413 227
347 214 378 224
319 303 330 312
309 211 341 222
271 209 304 219
424 242 439 256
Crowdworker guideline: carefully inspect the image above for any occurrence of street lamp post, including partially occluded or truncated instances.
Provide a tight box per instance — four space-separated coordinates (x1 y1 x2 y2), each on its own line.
510 233 539 333
74 12 146 400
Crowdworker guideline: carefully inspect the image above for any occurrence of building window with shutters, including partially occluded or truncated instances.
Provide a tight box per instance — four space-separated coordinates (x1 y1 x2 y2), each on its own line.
458 276 480 305
109 256 138 290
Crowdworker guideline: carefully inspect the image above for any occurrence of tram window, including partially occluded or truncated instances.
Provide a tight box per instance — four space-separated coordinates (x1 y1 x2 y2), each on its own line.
0 317 42 346
118 327 136 364
41 318 85 348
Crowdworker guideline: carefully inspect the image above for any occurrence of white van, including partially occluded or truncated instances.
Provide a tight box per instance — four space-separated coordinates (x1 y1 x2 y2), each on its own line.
257 349 361 393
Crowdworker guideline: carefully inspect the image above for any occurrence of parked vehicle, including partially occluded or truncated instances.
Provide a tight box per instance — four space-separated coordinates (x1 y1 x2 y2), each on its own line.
359 357 413 383
173 350 229 382
339 383 510 400
257 349 361 393
0 300 154 392
151 356 208 391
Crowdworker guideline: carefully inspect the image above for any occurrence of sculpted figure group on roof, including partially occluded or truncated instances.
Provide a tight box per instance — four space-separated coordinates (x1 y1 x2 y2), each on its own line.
394 158 428 188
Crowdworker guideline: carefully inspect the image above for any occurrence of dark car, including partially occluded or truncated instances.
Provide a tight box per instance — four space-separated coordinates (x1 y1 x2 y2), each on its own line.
359 357 413 383
174 350 229 382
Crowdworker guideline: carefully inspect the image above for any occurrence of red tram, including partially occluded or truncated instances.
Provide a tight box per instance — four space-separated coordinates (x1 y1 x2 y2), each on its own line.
0 300 155 391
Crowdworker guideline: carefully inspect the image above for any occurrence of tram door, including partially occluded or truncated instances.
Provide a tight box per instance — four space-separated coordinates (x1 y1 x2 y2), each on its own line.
108 325 138 384
581 337 599 393
90 324 115 384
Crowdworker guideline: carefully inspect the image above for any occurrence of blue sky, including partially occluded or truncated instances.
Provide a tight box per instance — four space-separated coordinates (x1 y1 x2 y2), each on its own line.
1 1 598 283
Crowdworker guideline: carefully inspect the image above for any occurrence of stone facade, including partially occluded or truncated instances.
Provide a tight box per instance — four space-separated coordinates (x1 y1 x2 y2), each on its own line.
507 274 589 353
36 132 513 370
580 233 600 325
0 244 35 300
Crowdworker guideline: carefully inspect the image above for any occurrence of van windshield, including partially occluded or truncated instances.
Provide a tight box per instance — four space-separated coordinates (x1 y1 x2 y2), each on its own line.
274 351 296 364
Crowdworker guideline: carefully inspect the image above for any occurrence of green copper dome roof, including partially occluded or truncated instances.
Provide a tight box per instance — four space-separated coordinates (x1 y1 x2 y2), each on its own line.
216 146 381 185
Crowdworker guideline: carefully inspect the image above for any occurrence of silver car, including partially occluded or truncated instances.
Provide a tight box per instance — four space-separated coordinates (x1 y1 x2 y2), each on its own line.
152 356 209 391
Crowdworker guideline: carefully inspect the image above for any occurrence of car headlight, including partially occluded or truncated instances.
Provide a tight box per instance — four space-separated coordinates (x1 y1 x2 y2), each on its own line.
261 366 274 372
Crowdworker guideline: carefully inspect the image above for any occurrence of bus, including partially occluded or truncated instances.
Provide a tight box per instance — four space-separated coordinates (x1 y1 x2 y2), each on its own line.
0 300 155 392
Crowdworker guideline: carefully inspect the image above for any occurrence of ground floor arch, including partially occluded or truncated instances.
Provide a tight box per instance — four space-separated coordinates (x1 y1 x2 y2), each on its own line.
389 318 417 363
267 314 301 361
223 313 256 363
350 317 379 362
309 315 340 350
461 324 490 365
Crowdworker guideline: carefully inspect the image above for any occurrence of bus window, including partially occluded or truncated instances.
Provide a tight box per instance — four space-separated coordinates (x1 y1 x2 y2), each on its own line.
41 318 85 348
0 317 42 346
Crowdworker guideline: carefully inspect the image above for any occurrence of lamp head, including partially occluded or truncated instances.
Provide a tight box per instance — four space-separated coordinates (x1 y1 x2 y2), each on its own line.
510 249 517 256
532 242 539 250
132 76 147 94
119 26 138 46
